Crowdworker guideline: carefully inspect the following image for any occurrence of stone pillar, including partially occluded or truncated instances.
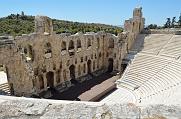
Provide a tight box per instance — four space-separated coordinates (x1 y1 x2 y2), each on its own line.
123 7 145 51
35 16 53 35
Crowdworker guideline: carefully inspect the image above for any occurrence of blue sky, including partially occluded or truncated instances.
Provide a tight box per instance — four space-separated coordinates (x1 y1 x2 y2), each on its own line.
0 0 181 26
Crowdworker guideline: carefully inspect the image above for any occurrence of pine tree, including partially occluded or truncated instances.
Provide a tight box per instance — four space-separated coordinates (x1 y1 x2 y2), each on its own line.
171 17 176 28
178 13 181 27
164 18 171 28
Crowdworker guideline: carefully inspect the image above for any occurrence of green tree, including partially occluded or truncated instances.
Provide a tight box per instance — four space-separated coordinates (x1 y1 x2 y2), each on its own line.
147 24 158 29
164 18 171 28
178 13 181 27
171 17 176 28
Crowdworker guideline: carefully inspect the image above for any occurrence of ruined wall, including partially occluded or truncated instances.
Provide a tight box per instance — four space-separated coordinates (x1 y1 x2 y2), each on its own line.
14 23 127 96
0 16 128 97
34 16 53 35
0 37 36 96
124 7 145 51
0 95 180 119
0 7 144 97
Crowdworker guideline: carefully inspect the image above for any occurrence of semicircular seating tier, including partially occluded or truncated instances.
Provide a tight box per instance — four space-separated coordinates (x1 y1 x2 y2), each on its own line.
102 34 181 105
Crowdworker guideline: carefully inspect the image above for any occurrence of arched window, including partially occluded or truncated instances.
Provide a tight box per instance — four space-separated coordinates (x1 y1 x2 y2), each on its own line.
68 40 74 50
24 44 34 61
61 41 66 51
87 38 91 48
95 54 97 59
44 42 52 58
27 44 34 61
45 42 52 53
46 71 54 88
108 38 114 48
77 39 81 49
24 48 27 54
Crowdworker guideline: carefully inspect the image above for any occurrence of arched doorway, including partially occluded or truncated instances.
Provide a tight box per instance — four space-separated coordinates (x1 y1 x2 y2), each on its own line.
69 65 77 84
87 60 92 74
77 39 81 49
61 41 66 51
46 71 54 88
108 58 114 73
108 38 114 48
68 40 74 50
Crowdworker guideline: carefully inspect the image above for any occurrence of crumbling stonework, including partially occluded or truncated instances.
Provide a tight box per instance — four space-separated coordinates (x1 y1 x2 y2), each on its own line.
124 7 145 50
0 95 180 119
0 7 144 97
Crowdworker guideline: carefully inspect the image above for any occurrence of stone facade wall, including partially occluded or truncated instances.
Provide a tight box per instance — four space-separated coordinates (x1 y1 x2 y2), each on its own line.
0 37 36 96
0 95 180 119
0 7 144 97
124 7 145 51
13 31 127 96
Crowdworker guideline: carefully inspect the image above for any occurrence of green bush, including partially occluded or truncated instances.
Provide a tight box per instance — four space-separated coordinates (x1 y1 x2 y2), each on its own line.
0 13 123 36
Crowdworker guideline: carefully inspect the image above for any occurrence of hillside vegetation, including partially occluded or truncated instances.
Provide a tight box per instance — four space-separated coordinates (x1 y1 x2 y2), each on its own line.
0 12 123 36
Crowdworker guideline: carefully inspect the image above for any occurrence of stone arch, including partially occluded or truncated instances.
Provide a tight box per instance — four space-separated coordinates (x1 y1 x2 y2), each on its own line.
95 54 97 59
87 38 91 48
23 44 34 61
68 40 74 50
87 60 92 74
108 38 114 48
69 65 78 84
46 71 54 88
77 39 81 49
108 58 114 72
38 74 44 90
24 47 28 54
61 41 66 51
69 65 75 80
27 44 34 61
45 42 52 53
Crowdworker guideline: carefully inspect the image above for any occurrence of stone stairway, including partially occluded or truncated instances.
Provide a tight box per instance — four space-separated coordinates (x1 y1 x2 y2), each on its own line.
0 83 11 95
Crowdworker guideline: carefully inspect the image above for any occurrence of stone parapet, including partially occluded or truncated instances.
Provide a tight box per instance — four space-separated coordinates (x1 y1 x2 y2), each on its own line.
0 95 180 119
143 29 181 35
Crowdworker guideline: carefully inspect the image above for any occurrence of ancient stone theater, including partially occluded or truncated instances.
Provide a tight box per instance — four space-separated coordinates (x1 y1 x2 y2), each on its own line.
0 7 144 97
1 7 181 118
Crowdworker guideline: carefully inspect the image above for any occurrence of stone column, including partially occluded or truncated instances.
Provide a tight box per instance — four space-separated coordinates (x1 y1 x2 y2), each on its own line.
35 16 53 35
